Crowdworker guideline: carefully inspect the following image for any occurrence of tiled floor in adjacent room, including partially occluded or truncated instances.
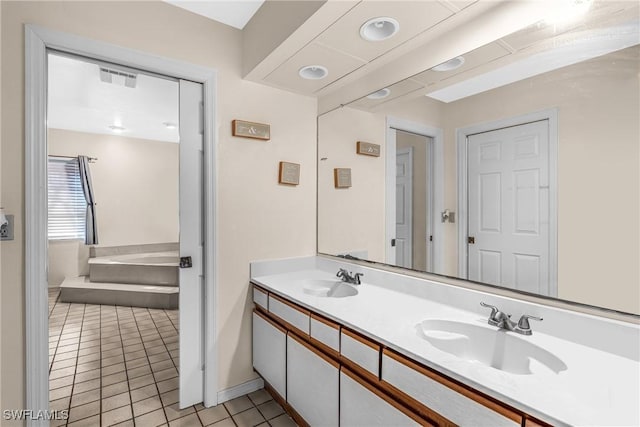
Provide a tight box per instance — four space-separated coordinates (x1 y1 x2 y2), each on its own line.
48 289 296 426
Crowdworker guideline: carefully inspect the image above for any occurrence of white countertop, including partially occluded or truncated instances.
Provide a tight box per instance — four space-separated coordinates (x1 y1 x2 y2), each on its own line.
250 257 640 426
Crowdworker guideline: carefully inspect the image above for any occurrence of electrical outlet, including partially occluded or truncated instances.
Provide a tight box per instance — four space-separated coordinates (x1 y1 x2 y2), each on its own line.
0 214 14 240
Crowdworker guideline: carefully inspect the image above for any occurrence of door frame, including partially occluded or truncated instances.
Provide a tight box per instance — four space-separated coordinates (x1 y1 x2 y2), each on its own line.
395 146 414 268
385 116 444 273
456 108 558 296
25 24 219 419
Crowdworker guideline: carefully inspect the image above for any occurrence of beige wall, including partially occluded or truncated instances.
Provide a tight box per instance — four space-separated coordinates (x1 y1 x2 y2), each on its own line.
318 107 386 260
318 96 445 262
1 0 317 413
47 129 180 287
319 47 639 315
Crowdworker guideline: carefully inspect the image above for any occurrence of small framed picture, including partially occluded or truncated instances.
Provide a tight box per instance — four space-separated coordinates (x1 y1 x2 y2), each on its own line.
334 168 352 188
279 161 300 186
232 120 271 140
356 141 381 157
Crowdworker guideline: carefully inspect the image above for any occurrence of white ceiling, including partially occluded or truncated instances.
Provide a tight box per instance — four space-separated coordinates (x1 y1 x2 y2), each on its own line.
163 0 264 29
47 53 180 143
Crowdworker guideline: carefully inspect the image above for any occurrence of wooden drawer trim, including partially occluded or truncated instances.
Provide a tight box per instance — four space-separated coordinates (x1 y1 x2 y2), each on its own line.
253 308 287 334
310 312 340 330
270 293 310 316
289 330 340 369
252 284 268 296
264 382 310 427
341 366 435 427
383 348 522 424
341 327 380 350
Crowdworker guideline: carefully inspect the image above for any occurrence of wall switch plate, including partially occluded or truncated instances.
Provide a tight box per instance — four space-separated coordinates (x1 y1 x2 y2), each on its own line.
0 214 14 240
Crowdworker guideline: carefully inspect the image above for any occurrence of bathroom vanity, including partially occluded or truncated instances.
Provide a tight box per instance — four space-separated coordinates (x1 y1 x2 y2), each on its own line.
250 256 640 427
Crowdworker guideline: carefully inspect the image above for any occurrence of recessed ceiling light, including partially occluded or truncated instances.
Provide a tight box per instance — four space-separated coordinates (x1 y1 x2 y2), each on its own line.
360 17 399 42
108 125 126 133
163 122 177 130
298 65 328 80
366 88 391 100
432 56 466 72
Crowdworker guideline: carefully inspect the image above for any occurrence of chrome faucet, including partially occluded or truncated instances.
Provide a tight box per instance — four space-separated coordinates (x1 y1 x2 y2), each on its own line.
480 302 542 336
336 268 363 285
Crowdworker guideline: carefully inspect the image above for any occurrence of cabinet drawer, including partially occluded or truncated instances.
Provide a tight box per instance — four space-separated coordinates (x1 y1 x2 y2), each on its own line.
268 294 310 335
252 284 268 310
382 350 522 427
340 328 380 379
310 314 340 354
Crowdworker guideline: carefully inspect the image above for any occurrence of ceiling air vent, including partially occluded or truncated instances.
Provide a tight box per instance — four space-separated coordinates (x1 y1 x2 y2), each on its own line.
99 67 137 88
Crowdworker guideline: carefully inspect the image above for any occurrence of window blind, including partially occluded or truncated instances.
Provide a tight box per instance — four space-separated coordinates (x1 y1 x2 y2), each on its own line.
48 157 86 240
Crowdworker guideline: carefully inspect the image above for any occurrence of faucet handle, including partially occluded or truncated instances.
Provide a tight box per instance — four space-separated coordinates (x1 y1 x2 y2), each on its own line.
336 268 347 278
354 273 364 284
480 302 499 320
517 314 543 331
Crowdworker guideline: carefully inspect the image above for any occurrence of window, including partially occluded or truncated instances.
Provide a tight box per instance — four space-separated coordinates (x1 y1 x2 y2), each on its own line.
48 157 86 240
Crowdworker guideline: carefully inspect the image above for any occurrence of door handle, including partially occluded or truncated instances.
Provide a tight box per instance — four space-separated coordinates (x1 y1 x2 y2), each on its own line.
468 236 475 244
180 256 193 268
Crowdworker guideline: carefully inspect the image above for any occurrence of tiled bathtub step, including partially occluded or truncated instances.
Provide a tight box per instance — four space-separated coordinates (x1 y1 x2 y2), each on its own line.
60 276 178 309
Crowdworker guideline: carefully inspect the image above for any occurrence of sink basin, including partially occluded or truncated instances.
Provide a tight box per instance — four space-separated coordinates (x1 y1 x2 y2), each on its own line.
302 279 358 298
418 319 567 375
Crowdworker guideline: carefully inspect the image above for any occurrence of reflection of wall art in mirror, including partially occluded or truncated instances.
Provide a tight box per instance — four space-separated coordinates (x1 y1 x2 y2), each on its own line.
278 161 300 186
356 141 381 157
232 119 270 140
334 168 352 188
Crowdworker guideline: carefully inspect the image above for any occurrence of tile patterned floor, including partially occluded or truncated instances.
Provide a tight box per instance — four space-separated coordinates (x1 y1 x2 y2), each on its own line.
48 289 296 427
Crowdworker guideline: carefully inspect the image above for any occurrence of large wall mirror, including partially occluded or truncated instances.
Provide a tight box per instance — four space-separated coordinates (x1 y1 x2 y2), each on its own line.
318 1 639 315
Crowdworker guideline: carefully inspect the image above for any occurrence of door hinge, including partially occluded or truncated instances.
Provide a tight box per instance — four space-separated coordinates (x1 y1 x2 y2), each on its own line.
391 238 396 247
468 236 475 244
429 235 433 242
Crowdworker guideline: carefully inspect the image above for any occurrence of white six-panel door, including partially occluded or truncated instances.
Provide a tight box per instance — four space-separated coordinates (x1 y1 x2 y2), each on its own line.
178 80 204 407
467 120 550 295
396 147 413 269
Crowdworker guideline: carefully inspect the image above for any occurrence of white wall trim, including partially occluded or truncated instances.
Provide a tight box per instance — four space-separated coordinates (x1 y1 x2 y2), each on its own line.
217 377 265 404
385 116 445 274
25 25 220 421
456 108 558 297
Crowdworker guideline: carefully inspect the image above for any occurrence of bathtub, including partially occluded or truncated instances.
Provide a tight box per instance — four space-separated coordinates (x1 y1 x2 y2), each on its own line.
88 250 179 286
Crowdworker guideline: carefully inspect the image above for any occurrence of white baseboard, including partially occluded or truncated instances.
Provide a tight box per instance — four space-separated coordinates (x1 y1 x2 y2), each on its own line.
217 377 265 404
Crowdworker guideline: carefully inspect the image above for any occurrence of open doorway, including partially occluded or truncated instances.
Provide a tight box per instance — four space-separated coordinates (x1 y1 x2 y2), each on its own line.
45 51 204 422
385 117 444 274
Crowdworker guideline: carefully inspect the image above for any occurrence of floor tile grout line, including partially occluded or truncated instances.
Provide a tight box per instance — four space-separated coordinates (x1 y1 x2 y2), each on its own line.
147 308 178 372
114 305 135 427
63 301 88 427
131 306 171 425
49 289 71 376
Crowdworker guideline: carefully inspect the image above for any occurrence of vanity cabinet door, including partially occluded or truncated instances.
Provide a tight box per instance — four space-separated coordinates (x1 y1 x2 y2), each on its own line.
287 333 339 426
381 350 522 427
252 310 287 399
340 368 428 427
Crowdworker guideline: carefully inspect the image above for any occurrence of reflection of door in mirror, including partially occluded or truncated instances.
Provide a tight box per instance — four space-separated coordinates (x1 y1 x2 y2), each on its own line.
465 120 554 297
392 131 434 272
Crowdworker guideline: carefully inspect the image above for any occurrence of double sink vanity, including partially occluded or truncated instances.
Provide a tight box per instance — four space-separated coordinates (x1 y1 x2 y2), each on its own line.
250 256 639 426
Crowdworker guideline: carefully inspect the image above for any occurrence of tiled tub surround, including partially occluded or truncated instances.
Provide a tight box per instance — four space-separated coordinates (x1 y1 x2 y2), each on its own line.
250 256 640 426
